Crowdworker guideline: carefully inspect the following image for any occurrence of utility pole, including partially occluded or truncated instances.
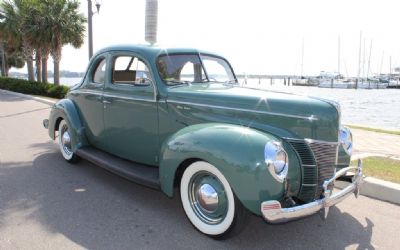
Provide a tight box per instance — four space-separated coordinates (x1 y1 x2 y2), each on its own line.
87 0 101 60
145 0 158 45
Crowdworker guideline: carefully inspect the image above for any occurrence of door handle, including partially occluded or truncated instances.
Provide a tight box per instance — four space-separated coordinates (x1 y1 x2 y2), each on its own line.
103 100 112 104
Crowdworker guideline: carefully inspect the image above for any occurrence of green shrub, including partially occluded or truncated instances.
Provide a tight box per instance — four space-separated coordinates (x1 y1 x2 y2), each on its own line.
0 77 69 99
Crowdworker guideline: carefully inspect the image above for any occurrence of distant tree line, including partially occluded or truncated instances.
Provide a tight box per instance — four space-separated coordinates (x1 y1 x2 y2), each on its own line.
0 0 86 85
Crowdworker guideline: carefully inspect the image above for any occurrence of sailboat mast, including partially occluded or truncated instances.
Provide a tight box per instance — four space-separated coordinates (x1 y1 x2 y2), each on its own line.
380 51 384 76
357 32 362 82
362 38 366 78
367 40 372 79
301 38 304 77
338 36 341 75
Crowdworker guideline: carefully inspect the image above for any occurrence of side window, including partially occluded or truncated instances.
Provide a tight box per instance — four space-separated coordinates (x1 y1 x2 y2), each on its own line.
180 62 194 82
93 58 107 84
112 55 151 86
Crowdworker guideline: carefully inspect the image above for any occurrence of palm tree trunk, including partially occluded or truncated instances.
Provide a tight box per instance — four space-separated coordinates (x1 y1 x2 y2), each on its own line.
4 52 9 77
0 42 6 77
27 59 35 81
51 48 61 85
35 50 42 82
53 60 60 85
42 56 48 83
23 42 35 81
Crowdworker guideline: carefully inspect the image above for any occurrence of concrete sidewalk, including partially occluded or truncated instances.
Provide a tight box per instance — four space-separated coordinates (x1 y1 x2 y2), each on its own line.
351 128 400 160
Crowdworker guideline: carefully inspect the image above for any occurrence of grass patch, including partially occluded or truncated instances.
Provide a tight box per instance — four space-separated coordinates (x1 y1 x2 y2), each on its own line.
346 124 400 136
352 157 400 184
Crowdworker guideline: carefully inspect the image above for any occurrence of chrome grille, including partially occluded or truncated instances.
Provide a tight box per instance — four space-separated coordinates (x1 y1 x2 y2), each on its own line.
287 140 317 202
287 139 338 202
307 140 338 196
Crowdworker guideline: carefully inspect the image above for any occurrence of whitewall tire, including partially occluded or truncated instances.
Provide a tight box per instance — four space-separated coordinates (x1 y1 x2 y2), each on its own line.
180 161 248 238
58 120 79 163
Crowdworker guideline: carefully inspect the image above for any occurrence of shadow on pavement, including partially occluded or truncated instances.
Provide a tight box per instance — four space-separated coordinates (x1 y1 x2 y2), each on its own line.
0 107 50 119
0 142 375 249
0 92 29 102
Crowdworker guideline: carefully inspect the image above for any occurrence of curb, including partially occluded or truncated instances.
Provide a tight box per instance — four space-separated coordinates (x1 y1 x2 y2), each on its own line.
347 154 400 204
0 89 57 106
336 178 400 205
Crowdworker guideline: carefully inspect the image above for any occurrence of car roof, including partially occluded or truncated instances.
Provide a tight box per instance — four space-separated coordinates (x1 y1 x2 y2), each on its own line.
94 44 225 59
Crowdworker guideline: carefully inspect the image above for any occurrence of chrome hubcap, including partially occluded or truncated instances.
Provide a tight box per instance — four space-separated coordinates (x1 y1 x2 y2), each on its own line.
61 125 72 155
188 172 228 225
197 184 219 213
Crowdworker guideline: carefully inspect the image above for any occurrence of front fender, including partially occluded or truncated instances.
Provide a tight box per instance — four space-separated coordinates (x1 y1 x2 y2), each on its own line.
159 123 287 215
48 99 87 151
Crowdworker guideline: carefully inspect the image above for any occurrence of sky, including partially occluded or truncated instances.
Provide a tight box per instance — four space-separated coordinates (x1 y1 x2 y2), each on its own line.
19 0 400 76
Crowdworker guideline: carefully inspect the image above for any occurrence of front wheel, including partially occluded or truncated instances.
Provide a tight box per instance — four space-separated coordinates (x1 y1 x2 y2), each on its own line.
58 120 79 163
180 161 249 239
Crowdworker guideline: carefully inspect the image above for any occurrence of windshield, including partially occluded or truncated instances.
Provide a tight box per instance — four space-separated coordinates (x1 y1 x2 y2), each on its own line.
156 53 237 85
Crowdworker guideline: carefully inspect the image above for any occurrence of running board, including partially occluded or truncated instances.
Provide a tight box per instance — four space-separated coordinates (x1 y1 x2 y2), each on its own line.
76 146 160 189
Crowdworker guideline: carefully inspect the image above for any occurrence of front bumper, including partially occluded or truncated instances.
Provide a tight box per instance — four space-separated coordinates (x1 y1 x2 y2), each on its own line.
261 159 363 223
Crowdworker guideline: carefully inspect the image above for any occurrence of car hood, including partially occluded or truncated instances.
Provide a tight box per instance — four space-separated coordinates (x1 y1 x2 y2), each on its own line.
166 83 340 142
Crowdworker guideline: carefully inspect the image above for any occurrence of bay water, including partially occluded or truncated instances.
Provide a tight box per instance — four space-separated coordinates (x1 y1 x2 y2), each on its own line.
58 77 400 131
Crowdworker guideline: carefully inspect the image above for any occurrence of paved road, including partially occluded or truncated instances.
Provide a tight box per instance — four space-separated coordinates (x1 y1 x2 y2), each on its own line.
1 91 399 250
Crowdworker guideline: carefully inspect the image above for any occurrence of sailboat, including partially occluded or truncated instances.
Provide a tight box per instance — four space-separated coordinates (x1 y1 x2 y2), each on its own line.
319 36 356 88
292 39 318 86
354 36 387 89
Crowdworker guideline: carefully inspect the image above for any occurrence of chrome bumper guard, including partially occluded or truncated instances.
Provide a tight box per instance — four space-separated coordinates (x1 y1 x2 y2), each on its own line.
261 159 363 223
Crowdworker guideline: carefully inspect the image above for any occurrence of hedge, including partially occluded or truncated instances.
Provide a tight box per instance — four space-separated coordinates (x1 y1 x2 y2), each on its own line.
0 77 70 99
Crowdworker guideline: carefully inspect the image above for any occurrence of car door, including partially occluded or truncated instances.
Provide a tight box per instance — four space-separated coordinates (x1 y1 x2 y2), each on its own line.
71 54 108 149
102 52 159 166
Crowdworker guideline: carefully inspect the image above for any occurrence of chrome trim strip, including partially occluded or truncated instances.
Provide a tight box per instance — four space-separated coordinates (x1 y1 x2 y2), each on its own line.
103 93 156 103
302 184 317 187
72 89 156 103
284 137 339 145
74 89 103 95
261 160 363 223
167 100 319 121
304 138 339 146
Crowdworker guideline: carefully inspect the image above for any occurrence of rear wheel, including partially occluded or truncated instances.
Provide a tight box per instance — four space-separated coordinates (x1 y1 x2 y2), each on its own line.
58 120 79 163
180 161 249 239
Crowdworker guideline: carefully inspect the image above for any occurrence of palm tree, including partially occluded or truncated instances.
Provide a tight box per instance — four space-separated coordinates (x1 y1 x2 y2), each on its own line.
23 2 50 82
0 0 35 81
41 0 85 85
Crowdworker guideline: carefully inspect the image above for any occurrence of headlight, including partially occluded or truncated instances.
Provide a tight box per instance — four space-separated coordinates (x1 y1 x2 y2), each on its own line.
265 141 289 183
339 126 353 155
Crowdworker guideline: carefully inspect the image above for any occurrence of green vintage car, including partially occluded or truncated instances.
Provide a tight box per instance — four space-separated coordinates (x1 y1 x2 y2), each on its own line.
43 44 362 238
